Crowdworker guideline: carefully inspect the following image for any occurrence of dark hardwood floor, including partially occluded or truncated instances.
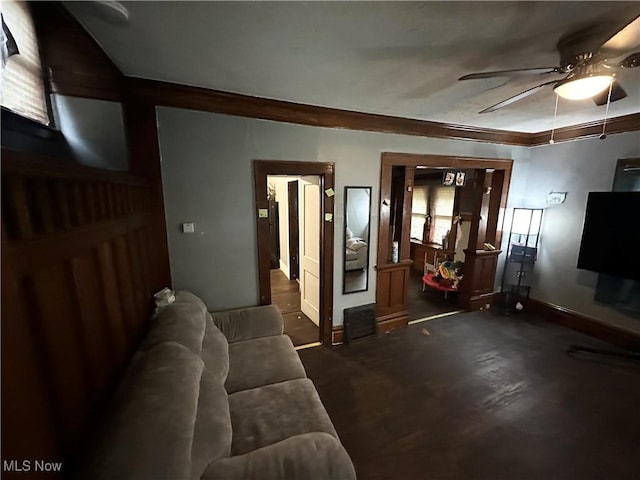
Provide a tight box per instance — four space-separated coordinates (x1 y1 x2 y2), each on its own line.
271 269 318 346
299 310 640 480
406 268 462 320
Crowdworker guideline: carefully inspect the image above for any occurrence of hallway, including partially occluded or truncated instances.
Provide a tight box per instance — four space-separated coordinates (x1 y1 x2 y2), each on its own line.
271 269 319 346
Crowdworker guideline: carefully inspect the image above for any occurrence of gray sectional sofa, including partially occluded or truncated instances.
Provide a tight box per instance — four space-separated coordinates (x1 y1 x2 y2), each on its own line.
75 291 356 479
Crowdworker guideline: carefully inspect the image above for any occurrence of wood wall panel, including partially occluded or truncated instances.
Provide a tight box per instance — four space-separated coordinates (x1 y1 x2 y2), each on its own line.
1 149 165 475
28 266 91 457
30 2 123 101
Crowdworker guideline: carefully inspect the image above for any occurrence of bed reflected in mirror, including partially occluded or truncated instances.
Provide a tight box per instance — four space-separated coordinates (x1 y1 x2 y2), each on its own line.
343 186 371 294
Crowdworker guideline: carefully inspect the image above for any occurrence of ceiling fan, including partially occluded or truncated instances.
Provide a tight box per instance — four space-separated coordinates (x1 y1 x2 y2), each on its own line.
459 15 640 113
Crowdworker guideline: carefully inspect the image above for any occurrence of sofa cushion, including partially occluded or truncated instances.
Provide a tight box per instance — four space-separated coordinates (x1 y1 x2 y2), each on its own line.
191 368 232 478
174 290 209 314
202 433 357 480
224 335 306 394
202 313 230 382
76 342 203 480
142 302 206 356
212 305 284 343
228 378 338 456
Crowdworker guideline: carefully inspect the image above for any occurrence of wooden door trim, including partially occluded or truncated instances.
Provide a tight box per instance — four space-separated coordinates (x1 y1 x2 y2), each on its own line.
378 153 513 266
254 160 334 346
376 152 513 320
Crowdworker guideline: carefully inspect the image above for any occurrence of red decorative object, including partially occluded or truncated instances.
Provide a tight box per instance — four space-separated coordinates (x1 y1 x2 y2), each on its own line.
422 273 458 298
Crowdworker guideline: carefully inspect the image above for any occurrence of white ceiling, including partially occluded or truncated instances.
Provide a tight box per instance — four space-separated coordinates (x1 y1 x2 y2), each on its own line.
66 1 640 133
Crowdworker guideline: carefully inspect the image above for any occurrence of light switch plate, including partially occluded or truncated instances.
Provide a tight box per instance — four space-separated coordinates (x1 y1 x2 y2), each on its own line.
182 222 195 233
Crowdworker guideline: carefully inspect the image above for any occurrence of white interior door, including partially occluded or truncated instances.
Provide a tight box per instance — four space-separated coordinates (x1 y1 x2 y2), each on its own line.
299 176 320 326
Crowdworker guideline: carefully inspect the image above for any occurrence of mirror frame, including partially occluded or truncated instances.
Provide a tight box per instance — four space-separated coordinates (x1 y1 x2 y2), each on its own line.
343 186 372 294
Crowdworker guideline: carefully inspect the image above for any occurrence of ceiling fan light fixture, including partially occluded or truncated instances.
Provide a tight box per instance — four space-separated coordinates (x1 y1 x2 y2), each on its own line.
553 74 613 100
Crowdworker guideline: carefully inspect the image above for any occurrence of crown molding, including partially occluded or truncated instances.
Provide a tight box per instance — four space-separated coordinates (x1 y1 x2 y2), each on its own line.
124 77 639 147
528 113 640 146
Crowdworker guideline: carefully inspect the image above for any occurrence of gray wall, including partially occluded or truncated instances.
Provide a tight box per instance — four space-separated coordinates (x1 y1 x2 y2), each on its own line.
516 132 640 333
51 94 129 170
156 105 639 334
156 106 521 324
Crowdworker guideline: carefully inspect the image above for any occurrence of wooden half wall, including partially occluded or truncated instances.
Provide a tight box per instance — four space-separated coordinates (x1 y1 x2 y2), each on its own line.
1 149 169 473
1 3 170 474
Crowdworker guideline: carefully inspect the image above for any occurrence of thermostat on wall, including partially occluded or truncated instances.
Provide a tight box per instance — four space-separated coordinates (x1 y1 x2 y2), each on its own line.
182 222 195 233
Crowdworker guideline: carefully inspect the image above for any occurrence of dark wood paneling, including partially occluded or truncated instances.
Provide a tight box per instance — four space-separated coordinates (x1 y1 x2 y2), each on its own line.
375 261 412 319
122 99 172 292
1 265 61 476
30 2 123 101
459 249 502 310
376 314 409 334
1 150 164 475
523 298 640 351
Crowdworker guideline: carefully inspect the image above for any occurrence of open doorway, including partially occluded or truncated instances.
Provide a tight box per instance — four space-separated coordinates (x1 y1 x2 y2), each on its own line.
254 161 335 346
407 168 475 322
267 175 321 347
376 153 513 332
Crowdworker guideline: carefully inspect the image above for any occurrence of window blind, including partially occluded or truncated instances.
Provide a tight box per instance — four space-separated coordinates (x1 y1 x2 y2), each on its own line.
410 185 429 240
431 186 455 244
1 0 49 125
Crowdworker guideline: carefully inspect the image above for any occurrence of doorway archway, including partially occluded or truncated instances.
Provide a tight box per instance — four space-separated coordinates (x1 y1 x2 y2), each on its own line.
376 153 513 332
254 160 335 346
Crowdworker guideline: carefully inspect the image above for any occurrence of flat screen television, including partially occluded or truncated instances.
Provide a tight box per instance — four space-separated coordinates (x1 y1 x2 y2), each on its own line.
577 191 640 281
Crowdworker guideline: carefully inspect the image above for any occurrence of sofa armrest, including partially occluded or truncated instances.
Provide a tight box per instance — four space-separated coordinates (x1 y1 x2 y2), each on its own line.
202 433 356 480
210 305 284 343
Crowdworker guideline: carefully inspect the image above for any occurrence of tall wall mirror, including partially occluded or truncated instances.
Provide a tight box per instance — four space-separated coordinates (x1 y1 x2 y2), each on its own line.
343 186 372 294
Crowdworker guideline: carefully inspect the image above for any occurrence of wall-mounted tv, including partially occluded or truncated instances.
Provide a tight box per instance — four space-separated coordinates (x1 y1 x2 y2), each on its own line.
577 191 640 281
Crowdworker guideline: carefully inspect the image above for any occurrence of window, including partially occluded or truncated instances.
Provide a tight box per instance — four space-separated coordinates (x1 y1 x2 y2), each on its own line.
1 0 49 125
430 186 455 244
410 185 429 241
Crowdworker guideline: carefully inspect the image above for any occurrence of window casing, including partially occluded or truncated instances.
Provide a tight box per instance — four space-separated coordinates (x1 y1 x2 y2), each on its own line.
1 0 49 125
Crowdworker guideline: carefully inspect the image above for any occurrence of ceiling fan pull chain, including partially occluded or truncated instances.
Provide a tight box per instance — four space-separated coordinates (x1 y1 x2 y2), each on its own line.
549 93 560 144
600 80 614 140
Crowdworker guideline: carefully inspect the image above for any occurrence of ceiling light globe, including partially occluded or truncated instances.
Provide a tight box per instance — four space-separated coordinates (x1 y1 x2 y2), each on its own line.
554 75 613 100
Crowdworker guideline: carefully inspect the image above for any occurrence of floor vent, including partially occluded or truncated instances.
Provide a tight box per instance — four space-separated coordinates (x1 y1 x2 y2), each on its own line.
344 303 376 342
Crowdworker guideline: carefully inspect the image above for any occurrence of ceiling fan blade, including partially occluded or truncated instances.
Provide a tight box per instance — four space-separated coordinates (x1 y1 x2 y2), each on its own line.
479 80 558 114
592 80 627 106
459 67 560 81
619 51 640 68
600 15 640 54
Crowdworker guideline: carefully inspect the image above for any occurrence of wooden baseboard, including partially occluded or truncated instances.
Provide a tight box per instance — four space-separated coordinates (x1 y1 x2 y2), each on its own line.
461 291 501 311
332 312 408 344
523 298 640 351
332 326 344 345
376 313 408 334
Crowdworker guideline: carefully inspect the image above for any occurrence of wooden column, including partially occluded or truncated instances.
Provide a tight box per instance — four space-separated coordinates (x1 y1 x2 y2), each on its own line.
459 169 504 310
375 164 415 333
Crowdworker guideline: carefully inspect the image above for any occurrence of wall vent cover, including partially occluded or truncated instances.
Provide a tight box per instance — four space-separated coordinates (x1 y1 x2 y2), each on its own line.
344 303 376 342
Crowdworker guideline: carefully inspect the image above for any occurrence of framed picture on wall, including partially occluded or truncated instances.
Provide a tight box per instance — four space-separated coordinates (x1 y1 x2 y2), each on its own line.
443 170 455 186
455 171 466 186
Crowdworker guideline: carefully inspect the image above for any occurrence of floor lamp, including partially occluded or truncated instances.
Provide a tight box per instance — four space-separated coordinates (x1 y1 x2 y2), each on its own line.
501 208 543 313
